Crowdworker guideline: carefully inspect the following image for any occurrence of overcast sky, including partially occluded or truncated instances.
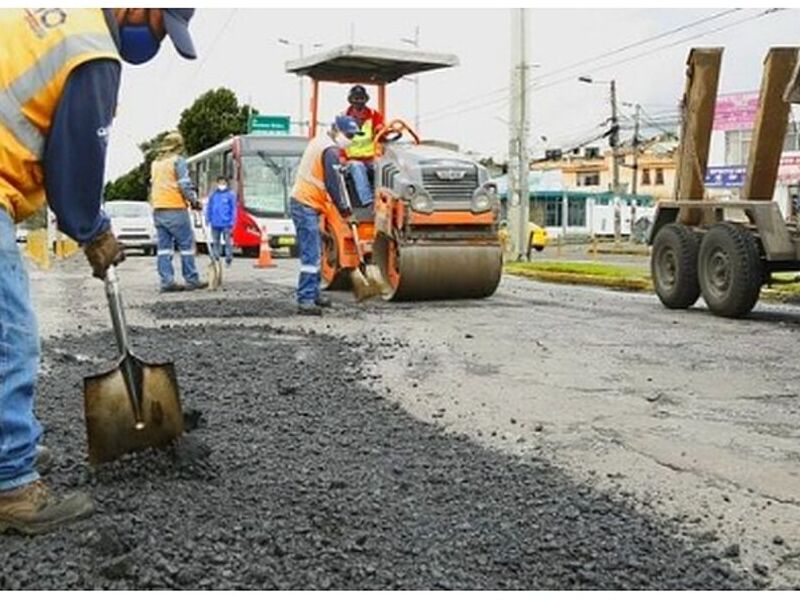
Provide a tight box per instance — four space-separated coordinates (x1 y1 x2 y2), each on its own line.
106 7 799 180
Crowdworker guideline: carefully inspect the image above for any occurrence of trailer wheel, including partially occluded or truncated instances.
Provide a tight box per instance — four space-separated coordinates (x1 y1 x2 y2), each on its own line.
651 223 701 309
698 223 762 318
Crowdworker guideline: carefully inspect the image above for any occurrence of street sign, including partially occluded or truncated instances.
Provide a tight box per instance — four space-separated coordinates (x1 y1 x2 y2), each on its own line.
249 115 290 135
705 165 746 188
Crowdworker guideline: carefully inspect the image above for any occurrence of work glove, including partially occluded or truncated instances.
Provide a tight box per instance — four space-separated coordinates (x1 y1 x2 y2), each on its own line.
84 229 125 280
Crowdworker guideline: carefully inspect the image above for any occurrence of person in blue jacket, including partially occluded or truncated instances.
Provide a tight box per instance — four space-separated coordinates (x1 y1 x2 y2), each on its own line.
205 175 237 266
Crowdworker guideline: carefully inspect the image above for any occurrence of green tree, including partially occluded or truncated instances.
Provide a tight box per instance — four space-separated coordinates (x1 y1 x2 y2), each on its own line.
104 88 257 201
178 87 256 156
104 130 170 202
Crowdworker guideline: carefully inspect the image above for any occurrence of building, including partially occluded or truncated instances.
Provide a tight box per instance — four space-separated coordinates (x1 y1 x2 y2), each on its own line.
706 90 800 218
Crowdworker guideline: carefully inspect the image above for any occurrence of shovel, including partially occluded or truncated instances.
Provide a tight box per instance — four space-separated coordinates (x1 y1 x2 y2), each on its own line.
336 167 386 302
200 211 222 291
84 265 184 465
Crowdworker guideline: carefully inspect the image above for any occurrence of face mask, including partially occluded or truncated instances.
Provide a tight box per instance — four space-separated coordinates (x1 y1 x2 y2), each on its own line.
119 20 162 65
336 133 353 149
217 184 227 191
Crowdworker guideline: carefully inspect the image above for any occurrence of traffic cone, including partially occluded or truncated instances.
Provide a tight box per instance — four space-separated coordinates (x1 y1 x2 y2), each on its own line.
254 225 276 268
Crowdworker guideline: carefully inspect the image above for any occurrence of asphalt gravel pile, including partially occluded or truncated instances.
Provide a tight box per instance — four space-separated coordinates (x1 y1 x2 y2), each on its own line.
2 317 759 590
147 282 364 321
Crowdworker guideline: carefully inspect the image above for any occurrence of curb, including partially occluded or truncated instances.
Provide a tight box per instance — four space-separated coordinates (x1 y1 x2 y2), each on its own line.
504 266 652 292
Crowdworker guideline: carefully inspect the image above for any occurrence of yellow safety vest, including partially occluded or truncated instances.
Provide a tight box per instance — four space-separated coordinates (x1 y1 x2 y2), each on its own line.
0 9 119 223
291 135 337 213
150 156 188 210
344 118 376 160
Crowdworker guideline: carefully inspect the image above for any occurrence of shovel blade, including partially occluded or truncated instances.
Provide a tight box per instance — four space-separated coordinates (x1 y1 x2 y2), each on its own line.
84 354 184 465
207 260 222 290
350 265 387 302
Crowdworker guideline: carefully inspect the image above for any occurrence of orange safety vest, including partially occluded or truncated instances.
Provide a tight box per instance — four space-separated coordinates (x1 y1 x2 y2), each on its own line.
0 9 119 223
150 155 188 210
291 135 337 213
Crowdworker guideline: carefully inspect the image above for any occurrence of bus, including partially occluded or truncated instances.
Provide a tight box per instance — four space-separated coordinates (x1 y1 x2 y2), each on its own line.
186 134 308 256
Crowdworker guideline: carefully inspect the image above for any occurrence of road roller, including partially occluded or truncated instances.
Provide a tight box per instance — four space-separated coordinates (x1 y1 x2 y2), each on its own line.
286 44 503 301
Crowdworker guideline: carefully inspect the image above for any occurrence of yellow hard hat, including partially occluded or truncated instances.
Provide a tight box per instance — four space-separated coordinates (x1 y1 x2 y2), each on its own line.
159 131 185 155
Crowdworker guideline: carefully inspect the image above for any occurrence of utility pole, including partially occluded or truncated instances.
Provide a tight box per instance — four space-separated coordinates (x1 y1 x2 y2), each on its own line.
579 75 621 244
508 8 530 261
609 79 621 245
630 103 641 237
401 26 421 133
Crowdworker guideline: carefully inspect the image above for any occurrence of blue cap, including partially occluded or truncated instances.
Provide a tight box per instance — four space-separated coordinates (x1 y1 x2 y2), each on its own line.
163 8 197 60
334 115 360 136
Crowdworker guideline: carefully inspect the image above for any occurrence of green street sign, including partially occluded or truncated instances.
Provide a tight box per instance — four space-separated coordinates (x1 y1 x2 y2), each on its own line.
249 115 290 135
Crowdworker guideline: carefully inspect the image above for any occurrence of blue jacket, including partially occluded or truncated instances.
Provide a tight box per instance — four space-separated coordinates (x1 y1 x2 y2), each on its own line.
206 188 237 229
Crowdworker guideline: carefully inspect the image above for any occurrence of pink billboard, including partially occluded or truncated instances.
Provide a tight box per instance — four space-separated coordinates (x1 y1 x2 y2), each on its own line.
713 91 759 131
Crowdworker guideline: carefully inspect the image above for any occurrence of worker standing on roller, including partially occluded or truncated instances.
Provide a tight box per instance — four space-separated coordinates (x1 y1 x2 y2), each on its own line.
290 115 361 316
150 130 207 292
0 7 197 535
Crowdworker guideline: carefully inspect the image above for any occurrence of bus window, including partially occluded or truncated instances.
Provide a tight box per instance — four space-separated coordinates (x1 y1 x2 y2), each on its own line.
240 152 300 217
224 151 234 180
207 153 223 193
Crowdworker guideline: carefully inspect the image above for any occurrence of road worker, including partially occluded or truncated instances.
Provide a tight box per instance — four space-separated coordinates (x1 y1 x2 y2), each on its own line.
342 85 383 207
290 115 361 315
150 130 207 292
0 8 197 535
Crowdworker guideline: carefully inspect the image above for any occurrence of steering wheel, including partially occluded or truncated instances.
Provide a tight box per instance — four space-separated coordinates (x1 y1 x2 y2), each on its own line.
374 119 421 146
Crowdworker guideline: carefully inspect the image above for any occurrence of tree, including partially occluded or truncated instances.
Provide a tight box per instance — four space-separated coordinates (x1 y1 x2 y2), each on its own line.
178 87 256 156
104 88 257 201
104 130 171 201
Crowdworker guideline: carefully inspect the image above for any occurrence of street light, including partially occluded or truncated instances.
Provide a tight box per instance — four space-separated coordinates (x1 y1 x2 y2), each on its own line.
278 39 324 136
579 74 622 243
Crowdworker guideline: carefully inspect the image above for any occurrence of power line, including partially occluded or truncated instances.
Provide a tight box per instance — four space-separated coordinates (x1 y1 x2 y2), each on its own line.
533 8 741 84
420 8 741 123
423 8 782 126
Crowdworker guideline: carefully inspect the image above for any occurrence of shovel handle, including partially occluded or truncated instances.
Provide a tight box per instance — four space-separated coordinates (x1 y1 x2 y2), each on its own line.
337 166 368 268
104 265 130 356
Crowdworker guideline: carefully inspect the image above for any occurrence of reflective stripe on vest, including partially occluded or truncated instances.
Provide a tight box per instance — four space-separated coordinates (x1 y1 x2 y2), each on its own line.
0 9 120 223
345 118 375 159
151 156 188 210
291 135 335 212
0 32 116 158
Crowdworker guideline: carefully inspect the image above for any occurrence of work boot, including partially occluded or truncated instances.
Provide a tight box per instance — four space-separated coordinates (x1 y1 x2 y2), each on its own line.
186 280 209 291
297 303 323 316
160 282 185 293
315 295 332 308
0 480 93 535
35 445 53 476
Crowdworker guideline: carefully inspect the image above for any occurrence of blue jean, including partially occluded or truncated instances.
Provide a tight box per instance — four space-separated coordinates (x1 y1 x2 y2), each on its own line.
210 226 233 265
290 198 321 305
0 210 41 492
347 161 374 206
154 209 200 288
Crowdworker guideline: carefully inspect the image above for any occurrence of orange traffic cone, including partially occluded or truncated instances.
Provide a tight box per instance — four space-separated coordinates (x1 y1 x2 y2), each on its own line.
254 225 276 268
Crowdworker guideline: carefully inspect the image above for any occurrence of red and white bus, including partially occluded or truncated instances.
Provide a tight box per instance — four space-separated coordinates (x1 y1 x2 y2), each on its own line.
186 134 307 256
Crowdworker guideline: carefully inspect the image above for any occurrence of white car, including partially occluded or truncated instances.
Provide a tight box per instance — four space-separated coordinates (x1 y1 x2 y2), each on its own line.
105 200 157 256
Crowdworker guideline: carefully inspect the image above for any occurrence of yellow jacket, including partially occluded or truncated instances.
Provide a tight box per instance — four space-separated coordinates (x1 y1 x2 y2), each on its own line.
0 9 119 223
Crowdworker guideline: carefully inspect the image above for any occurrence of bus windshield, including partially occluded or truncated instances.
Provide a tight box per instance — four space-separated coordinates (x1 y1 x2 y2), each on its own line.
240 152 300 217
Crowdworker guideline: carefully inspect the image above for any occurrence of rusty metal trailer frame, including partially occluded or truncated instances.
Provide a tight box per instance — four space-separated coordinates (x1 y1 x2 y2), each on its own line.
649 47 800 318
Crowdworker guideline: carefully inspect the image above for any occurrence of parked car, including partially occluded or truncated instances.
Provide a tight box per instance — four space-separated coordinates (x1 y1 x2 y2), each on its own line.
105 200 156 256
